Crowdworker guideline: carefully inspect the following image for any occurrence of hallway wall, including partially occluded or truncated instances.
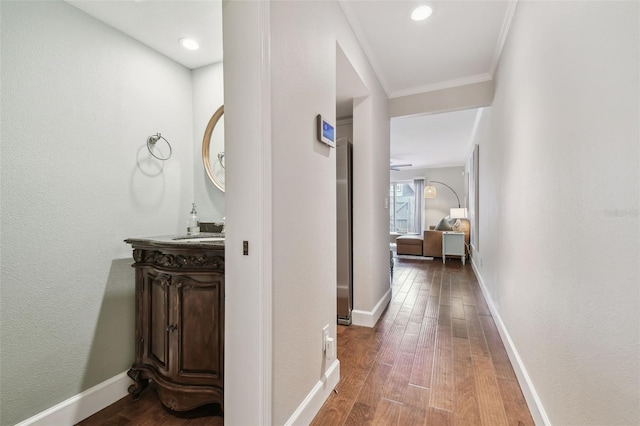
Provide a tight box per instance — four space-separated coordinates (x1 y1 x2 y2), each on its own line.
472 2 639 424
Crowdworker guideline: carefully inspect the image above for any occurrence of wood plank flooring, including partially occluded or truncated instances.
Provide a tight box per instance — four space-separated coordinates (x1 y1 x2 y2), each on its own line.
311 257 534 426
78 256 533 425
76 382 224 426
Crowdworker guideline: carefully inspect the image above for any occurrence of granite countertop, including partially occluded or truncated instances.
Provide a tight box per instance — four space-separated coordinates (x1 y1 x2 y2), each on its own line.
125 233 225 249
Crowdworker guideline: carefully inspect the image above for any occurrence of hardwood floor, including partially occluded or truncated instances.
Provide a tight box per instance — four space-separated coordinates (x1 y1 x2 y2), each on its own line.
79 256 533 425
76 382 224 426
311 257 534 426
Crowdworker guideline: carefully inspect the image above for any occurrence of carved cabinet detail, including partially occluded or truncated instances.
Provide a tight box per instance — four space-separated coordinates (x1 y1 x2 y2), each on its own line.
125 239 224 412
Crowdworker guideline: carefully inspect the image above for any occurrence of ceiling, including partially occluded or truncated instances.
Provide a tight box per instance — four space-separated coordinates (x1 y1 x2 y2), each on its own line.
339 1 515 98
65 0 515 170
66 0 223 70
391 108 481 170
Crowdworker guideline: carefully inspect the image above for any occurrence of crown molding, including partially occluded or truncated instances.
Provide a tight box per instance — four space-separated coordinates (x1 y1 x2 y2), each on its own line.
491 0 519 76
338 0 391 98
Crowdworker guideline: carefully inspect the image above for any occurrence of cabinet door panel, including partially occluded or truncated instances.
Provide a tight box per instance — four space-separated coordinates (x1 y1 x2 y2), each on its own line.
174 274 223 386
145 272 171 375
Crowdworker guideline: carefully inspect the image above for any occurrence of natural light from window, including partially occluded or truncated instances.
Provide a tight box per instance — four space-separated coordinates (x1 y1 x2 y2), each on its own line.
389 181 419 234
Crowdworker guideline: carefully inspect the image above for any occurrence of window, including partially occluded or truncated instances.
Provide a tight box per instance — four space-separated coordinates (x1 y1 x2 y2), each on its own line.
389 181 419 234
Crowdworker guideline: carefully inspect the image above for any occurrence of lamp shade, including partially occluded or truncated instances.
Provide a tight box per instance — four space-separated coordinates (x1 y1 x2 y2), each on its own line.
424 185 437 198
450 208 468 219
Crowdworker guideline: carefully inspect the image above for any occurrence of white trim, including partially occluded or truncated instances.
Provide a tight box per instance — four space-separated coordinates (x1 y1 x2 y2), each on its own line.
468 109 484 152
351 287 392 327
258 1 273 424
470 258 551 426
283 359 340 426
15 371 131 426
490 0 519 77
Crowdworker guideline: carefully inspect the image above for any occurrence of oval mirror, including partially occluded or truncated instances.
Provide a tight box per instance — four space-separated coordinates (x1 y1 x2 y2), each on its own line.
202 105 225 192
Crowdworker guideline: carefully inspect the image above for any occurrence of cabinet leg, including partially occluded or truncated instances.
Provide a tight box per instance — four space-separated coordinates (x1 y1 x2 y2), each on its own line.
127 368 149 400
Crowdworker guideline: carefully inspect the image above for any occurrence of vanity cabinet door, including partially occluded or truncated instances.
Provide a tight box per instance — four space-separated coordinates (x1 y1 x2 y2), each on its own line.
172 273 224 389
140 269 172 378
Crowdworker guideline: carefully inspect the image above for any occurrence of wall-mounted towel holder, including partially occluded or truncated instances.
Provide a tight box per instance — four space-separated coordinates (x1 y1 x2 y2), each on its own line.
147 133 172 160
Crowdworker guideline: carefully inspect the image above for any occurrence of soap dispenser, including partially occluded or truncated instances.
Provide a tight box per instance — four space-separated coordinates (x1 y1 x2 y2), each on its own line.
187 203 200 235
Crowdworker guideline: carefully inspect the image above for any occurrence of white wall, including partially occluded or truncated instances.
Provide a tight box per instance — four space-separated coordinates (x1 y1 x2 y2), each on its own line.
423 167 466 229
192 62 225 221
270 4 338 419
472 2 639 424
0 2 194 424
337 119 353 140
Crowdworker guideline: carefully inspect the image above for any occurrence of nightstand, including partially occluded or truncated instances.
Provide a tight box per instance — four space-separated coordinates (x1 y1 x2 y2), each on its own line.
442 231 466 265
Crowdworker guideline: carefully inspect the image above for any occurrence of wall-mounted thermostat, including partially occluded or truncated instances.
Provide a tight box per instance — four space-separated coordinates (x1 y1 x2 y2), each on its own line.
316 114 335 148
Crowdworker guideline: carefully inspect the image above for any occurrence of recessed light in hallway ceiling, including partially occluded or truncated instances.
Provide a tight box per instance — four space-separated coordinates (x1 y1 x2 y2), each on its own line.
411 5 433 21
179 38 200 51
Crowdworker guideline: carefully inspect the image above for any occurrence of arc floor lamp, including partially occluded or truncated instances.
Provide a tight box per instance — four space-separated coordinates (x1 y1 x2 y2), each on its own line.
424 181 461 208
424 181 467 222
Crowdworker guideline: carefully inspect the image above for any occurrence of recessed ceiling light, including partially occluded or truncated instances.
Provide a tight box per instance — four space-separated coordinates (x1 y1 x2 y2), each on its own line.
179 38 199 51
411 5 433 21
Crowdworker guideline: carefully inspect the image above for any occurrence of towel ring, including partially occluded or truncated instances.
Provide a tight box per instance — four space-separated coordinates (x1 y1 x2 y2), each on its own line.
147 133 172 161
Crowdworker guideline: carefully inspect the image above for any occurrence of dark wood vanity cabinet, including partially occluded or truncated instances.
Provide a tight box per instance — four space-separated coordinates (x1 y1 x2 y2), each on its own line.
125 238 224 412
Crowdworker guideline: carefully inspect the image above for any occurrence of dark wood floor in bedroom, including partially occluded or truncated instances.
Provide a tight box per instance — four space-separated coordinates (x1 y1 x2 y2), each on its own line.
78 256 534 426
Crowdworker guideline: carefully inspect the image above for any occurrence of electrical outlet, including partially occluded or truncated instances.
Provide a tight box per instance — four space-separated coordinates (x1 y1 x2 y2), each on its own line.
323 324 336 359
322 324 329 352
326 336 335 359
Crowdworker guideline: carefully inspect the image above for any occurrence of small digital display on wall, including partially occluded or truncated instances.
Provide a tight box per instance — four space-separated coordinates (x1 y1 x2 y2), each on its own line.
316 114 335 148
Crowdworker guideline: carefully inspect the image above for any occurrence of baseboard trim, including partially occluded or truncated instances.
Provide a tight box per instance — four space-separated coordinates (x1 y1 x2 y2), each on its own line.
284 358 340 426
471 258 551 426
351 287 392 327
15 371 131 426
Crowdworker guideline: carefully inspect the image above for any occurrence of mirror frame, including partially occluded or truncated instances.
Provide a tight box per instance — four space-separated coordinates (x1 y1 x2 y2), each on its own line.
202 105 225 192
